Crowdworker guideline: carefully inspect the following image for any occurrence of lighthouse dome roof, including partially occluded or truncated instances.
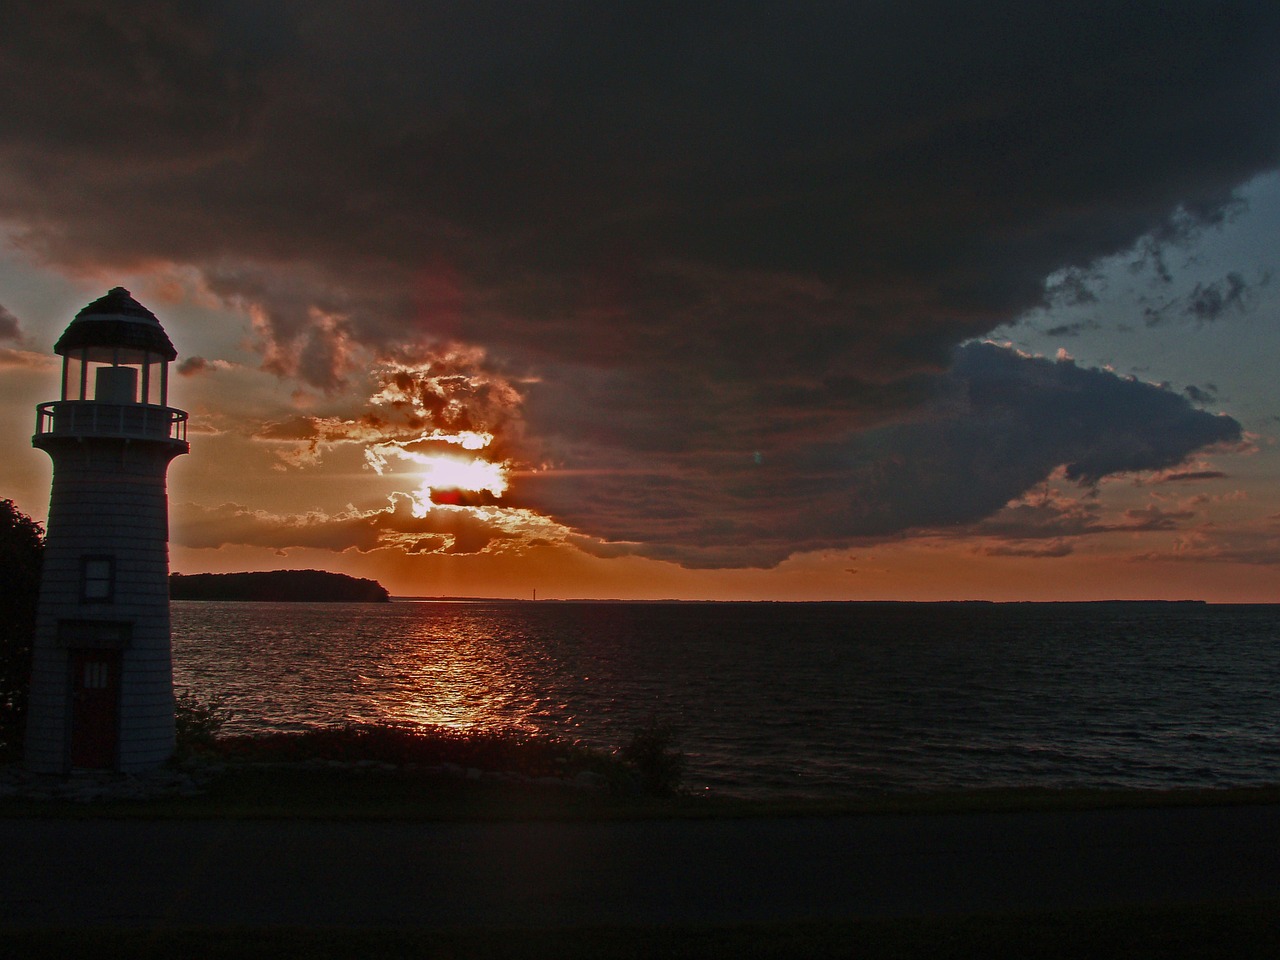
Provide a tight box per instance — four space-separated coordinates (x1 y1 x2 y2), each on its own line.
54 287 177 361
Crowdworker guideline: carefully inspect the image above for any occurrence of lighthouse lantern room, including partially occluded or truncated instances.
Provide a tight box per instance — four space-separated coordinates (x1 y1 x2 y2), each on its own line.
26 288 189 773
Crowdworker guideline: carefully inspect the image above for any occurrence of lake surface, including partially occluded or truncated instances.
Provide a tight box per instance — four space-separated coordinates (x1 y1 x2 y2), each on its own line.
171 600 1280 800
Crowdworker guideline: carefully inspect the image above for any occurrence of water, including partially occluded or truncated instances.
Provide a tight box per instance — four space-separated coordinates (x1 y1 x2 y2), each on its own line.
171 600 1280 800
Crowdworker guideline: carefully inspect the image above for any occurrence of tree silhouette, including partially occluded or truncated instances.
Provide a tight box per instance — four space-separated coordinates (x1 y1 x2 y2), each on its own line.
0 499 43 759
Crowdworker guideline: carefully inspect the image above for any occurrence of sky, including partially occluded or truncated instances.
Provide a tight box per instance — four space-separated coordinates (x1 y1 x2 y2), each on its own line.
1 1 1278 601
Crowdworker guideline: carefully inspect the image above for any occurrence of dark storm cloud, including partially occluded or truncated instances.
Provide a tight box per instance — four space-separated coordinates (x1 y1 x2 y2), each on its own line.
1043 320 1100 338
176 356 209 376
4 3 1276 328
966 492 1200 556
1156 469 1229 483
1183 384 1218 405
1 1 1274 564
514 344 1241 567
1144 271 1257 326
1044 269 1102 308
0 304 20 341
1188 273 1250 322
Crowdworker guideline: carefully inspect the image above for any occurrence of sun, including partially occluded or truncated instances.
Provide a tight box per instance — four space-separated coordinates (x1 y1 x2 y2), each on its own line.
411 453 507 494
407 454 508 517
364 432 512 517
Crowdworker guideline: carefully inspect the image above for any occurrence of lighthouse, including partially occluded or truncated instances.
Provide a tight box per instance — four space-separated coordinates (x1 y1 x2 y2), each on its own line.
25 288 189 773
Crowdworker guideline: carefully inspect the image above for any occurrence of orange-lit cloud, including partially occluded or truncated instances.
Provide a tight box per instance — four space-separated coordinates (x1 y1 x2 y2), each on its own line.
1136 524 1280 567
173 495 572 559
0 347 56 371
241 344 530 546
176 356 235 377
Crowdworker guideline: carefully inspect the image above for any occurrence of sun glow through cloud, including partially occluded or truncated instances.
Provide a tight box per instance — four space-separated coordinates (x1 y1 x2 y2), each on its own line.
407 457 509 517
364 433 511 518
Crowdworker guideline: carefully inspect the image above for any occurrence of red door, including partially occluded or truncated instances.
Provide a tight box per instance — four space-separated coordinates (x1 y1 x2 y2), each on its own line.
69 649 121 768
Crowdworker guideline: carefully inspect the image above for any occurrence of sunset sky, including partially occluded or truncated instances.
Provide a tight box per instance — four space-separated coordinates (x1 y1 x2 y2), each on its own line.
2 2 1278 600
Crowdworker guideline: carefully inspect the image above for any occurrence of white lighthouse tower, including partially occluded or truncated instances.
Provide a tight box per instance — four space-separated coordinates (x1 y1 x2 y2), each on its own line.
25 288 189 773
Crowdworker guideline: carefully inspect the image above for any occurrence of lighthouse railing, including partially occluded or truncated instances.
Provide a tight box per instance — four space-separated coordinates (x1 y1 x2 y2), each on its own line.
35 401 188 443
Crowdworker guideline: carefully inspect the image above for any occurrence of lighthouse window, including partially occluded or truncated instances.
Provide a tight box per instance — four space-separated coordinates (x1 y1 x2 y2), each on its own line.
81 556 115 603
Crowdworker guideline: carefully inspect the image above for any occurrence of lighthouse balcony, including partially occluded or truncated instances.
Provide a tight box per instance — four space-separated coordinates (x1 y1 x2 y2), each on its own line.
36 400 188 443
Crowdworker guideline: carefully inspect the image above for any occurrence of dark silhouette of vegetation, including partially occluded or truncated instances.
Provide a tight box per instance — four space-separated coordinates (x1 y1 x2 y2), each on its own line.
171 570 390 603
173 690 235 756
198 723 625 781
179 720 684 796
620 718 686 796
0 499 43 760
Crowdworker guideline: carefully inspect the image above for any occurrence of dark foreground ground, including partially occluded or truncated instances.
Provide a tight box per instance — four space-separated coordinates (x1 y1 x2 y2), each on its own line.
2 802 1279 958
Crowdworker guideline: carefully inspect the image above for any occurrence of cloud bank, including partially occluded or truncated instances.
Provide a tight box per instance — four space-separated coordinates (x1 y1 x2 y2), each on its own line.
2 1 1272 566
515 343 1241 566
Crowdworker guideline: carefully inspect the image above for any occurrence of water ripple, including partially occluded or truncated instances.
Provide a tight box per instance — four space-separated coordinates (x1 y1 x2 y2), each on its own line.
172 601 1280 800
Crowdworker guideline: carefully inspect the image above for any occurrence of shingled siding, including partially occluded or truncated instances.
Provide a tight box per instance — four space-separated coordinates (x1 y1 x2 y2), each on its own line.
25 439 181 773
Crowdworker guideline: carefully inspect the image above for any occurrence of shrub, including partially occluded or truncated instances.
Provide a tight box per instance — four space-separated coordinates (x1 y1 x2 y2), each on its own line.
203 722 625 781
174 716 689 797
173 690 235 755
620 718 685 796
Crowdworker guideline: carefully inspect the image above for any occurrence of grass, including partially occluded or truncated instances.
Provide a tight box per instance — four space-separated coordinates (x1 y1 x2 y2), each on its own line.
4 717 1280 821
3 901 1280 959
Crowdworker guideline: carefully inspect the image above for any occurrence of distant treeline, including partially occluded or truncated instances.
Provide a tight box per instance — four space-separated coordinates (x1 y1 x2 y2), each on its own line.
170 570 391 603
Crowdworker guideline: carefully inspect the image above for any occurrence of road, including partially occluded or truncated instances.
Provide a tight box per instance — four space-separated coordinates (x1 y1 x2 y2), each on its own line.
2 804 1278 928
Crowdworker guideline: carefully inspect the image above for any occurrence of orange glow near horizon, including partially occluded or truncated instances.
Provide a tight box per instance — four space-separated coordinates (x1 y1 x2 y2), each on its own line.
166 525 1280 603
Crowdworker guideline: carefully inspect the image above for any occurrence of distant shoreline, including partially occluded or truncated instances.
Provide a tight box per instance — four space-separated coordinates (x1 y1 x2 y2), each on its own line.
170 570 390 603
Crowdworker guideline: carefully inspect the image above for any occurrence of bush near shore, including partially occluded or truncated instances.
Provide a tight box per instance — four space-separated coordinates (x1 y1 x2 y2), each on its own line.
175 694 686 798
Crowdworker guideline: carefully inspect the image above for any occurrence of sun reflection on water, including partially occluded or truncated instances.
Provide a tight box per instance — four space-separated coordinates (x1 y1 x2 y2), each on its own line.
362 616 533 731
170 601 559 736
